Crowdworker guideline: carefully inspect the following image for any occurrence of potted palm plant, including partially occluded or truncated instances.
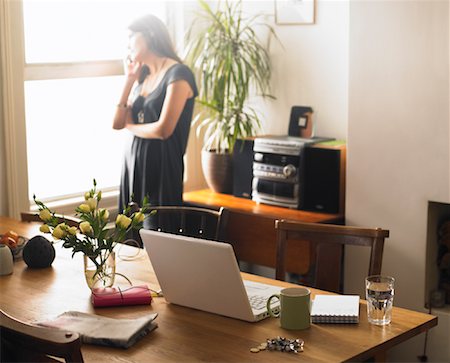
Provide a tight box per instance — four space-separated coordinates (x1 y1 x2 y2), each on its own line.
185 0 275 193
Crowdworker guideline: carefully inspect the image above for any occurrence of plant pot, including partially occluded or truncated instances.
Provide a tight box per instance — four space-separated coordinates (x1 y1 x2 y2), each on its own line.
201 150 233 194
84 251 116 289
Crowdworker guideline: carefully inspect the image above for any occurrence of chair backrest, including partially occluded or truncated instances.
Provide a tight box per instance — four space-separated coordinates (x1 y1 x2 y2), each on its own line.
275 220 389 292
0 310 84 363
21 211 81 228
145 206 229 242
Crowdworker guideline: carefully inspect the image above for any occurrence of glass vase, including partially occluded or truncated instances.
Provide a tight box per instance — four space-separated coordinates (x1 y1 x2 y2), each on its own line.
83 251 116 289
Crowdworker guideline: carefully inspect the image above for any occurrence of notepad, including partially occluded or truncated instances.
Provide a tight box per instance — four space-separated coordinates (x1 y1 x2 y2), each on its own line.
311 295 360 324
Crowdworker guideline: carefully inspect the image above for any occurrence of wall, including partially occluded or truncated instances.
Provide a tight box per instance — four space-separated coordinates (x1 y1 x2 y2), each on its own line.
242 0 349 140
347 1 449 361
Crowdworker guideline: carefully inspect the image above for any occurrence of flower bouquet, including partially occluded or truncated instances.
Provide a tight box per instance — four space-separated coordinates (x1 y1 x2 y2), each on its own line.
34 179 154 289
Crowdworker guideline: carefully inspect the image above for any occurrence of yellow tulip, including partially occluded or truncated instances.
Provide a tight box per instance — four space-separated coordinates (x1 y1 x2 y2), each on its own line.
84 192 91 200
39 209 52 222
97 191 102 201
79 204 90 213
116 214 132 229
79 221 93 235
68 226 78 235
133 212 145 224
39 224 50 233
99 208 110 221
87 198 97 211
52 226 66 240
56 223 68 231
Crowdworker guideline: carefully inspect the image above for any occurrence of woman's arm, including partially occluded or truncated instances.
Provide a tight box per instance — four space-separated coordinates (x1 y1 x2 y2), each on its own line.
125 79 193 139
112 60 142 130
112 78 135 130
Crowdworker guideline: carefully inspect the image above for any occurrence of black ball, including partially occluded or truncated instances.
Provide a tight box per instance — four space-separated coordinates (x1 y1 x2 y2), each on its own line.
23 235 55 268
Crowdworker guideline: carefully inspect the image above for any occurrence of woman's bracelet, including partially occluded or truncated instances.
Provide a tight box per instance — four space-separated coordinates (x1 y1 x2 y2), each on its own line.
117 103 128 109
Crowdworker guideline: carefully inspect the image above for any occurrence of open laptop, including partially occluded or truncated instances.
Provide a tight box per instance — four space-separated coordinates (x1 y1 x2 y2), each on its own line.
140 229 281 322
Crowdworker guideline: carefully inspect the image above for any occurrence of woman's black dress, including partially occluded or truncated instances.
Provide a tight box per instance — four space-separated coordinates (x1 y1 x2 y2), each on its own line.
119 63 198 211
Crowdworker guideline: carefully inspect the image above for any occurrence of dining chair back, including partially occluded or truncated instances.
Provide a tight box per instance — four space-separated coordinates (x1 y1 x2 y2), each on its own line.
145 206 229 242
1 309 84 363
21 211 81 228
275 220 389 292
125 203 229 247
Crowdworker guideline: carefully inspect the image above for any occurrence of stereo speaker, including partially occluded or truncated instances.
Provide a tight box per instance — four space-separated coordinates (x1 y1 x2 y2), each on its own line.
301 143 346 214
232 138 255 199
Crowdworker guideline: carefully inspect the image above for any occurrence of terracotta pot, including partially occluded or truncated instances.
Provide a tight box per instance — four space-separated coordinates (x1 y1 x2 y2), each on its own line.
201 150 233 194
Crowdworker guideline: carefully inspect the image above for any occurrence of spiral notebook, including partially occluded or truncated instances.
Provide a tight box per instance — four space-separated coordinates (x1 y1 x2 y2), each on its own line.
311 295 360 324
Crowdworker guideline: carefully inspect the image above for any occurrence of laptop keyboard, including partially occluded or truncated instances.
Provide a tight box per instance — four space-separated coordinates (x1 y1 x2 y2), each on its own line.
249 295 267 310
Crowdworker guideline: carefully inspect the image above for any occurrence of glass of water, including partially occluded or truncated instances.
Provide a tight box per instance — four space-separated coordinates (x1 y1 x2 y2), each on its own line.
365 275 395 325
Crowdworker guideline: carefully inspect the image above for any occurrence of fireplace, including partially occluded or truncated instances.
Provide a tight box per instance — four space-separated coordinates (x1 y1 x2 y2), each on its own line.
437 220 450 303
426 201 450 308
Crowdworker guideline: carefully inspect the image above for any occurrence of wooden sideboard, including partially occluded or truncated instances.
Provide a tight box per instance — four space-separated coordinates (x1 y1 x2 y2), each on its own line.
183 189 344 277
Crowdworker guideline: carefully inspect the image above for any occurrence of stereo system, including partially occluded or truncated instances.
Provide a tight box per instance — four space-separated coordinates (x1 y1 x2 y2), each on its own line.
252 136 307 209
232 136 346 214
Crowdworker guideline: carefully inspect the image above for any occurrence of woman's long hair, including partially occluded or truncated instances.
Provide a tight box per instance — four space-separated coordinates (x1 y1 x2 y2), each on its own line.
128 14 182 83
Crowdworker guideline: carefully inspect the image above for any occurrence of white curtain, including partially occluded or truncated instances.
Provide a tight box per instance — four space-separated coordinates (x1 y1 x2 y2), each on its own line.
0 0 29 218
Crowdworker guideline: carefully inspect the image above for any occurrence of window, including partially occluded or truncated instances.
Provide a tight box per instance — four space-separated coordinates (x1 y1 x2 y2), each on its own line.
22 0 167 201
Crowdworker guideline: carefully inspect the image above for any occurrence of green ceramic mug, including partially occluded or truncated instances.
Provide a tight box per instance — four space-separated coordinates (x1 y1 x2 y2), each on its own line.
267 287 311 330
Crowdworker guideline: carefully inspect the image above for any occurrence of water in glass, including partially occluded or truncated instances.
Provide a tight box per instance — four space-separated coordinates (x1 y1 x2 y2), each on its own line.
365 275 395 325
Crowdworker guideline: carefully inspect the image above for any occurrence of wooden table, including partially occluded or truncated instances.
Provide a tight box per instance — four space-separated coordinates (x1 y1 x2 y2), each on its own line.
184 189 345 275
0 217 437 362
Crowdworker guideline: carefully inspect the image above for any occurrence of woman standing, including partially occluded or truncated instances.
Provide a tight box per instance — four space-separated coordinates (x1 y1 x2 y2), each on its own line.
113 14 198 213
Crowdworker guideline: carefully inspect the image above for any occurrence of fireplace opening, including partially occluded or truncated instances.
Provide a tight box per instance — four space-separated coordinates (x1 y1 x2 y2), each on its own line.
437 220 450 304
426 201 450 309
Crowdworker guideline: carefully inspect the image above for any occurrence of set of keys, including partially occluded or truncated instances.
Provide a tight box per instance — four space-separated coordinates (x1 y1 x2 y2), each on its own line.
250 336 304 354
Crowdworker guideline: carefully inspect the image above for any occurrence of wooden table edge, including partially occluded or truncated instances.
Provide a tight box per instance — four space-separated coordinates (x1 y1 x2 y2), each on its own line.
343 316 438 362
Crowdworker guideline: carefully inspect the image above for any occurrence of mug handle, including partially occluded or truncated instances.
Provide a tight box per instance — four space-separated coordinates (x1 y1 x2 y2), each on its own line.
267 294 280 318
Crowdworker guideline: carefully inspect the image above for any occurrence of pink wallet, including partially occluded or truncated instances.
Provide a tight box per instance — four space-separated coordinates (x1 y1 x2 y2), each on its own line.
91 285 152 307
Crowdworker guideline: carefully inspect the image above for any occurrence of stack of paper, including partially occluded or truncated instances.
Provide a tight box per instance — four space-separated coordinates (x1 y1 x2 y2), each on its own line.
311 295 360 324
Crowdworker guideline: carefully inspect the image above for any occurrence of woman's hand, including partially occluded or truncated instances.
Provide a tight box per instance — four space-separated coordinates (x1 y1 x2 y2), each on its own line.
124 56 142 82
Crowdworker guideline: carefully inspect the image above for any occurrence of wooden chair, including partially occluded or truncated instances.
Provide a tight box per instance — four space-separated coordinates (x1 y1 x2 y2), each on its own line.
21 211 81 228
125 204 229 247
0 310 84 363
275 220 389 293
145 206 229 241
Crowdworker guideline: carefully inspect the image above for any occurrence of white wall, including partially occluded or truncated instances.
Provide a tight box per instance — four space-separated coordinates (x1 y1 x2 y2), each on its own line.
263 1 348 139
242 0 349 140
347 1 449 361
